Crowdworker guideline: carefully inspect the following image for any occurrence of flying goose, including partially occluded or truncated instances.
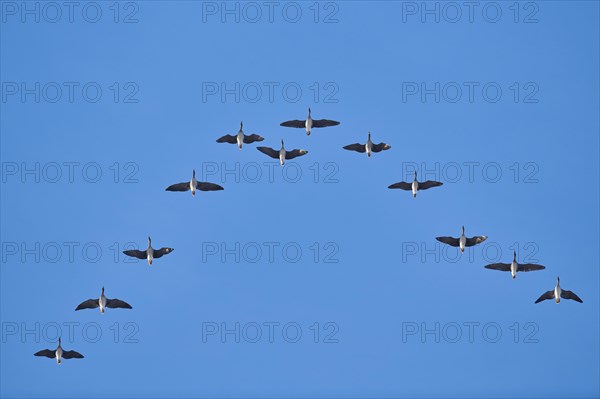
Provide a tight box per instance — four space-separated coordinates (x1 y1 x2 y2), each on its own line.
257 140 308 166
34 338 84 364
75 287 132 313
388 171 443 197
123 236 174 265
485 250 545 279
165 169 224 196
343 132 391 157
535 277 583 304
436 226 487 253
216 122 264 149
280 108 340 135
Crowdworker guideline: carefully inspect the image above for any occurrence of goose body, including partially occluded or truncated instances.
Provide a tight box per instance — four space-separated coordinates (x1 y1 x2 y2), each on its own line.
257 140 308 166
535 277 583 304
388 171 443 198
485 251 545 279
280 108 339 135
216 122 264 149
436 226 487 253
76 287 132 313
34 338 84 364
123 236 174 265
343 132 391 157
166 170 224 197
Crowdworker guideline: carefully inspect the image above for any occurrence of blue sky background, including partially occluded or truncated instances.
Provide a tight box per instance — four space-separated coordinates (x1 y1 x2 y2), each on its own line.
1 1 599 398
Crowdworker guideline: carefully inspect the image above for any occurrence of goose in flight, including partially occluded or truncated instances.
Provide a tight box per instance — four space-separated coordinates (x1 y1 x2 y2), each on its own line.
123 236 174 265
216 122 264 149
436 226 487 253
343 132 391 157
75 287 132 313
34 338 84 364
485 250 545 279
280 108 340 135
165 170 224 196
535 277 583 304
388 171 443 198
257 140 308 166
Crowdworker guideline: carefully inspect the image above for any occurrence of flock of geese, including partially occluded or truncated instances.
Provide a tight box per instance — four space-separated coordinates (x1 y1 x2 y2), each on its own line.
34 107 583 364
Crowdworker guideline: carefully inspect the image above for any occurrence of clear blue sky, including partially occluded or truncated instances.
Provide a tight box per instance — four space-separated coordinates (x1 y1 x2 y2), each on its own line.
1 1 599 398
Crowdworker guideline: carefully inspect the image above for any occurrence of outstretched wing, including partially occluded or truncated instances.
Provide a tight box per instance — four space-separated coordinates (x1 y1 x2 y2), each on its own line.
152 247 174 259
62 350 84 359
34 349 55 358
561 290 583 303
165 182 190 192
243 134 264 144
484 263 511 272
465 236 487 247
388 182 412 191
371 142 391 153
343 143 366 153
196 182 224 191
312 119 340 128
436 236 460 247
280 120 306 128
285 149 308 160
75 299 99 311
123 250 147 260
106 298 133 309
257 147 280 159
216 134 237 144
517 263 545 272
535 290 555 304
419 180 443 190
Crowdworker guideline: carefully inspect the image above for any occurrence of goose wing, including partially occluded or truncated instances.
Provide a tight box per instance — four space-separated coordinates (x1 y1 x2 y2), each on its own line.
371 142 391 153
312 119 340 128
216 134 237 144
196 182 224 191
561 290 583 303
243 134 264 144
435 236 460 247
280 120 306 128
75 299 99 311
257 147 280 159
419 180 443 190
152 247 174 259
484 263 511 272
123 249 147 260
62 350 84 359
343 143 366 153
517 263 545 272
165 182 190 192
388 182 412 190
465 236 487 247
34 349 55 358
534 290 555 304
285 149 308 160
106 298 133 309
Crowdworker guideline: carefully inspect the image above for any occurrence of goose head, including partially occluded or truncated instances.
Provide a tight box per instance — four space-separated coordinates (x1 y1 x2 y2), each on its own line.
413 171 418 180
147 236 152 248
308 107 311 116
281 139 285 149
58 337 61 347
513 250 517 261
461 226 465 235
239 121 243 131
101 286 105 296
